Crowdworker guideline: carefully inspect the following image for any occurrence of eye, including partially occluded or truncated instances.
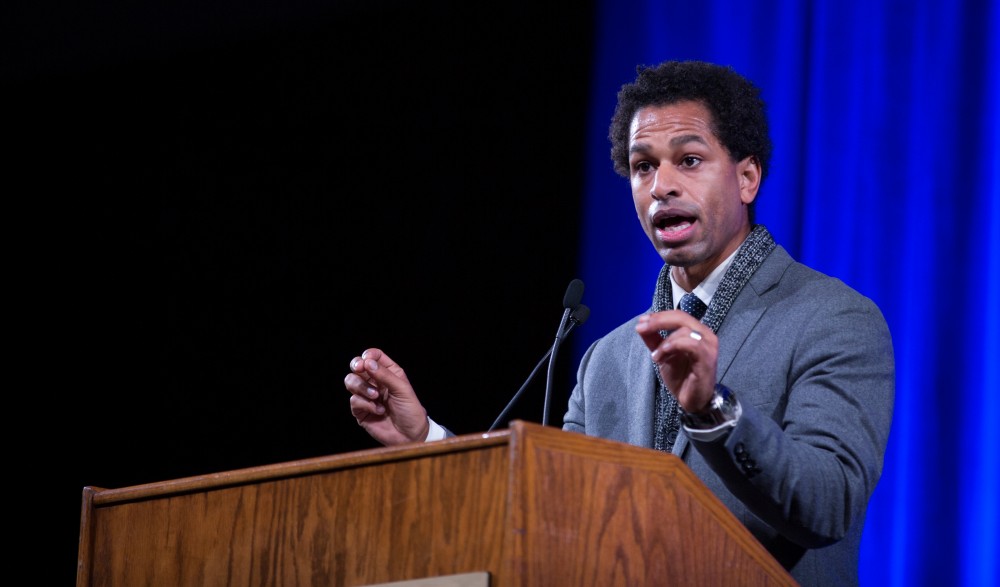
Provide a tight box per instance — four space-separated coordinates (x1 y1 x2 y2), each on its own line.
633 160 654 174
680 155 702 168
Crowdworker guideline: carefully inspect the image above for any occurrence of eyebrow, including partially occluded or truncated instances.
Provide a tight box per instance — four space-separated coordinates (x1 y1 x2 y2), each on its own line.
628 134 711 157
670 134 710 148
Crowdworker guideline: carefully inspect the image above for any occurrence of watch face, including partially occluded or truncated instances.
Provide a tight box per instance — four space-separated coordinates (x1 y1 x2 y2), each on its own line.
680 385 740 430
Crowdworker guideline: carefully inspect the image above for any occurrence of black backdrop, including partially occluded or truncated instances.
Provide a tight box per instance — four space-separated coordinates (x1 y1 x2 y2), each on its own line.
10 2 595 584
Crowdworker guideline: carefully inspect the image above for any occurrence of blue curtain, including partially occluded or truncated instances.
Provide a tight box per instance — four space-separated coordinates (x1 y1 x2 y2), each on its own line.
575 1 999 585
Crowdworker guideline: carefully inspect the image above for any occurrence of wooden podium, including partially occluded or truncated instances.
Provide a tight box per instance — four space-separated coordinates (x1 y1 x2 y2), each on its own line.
77 421 797 586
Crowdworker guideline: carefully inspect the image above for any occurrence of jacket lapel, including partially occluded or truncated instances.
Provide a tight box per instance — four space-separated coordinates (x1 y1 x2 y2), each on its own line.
675 246 791 459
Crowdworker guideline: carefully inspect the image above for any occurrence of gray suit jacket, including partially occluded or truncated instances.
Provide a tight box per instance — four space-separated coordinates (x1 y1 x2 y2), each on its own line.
563 245 895 587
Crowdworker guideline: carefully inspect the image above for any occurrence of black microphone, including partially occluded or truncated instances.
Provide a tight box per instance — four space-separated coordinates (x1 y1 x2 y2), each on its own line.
569 303 590 329
562 278 585 312
543 279 584 426
487 282 589 432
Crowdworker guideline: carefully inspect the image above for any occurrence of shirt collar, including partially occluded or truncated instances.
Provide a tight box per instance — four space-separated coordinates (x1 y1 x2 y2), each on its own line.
669 245 740 310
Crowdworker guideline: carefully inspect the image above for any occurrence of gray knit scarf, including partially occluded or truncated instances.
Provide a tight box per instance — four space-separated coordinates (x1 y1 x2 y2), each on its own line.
652 224 777 452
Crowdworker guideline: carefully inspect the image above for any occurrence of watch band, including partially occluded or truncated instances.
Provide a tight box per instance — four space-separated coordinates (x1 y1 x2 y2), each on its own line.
678 384 742 430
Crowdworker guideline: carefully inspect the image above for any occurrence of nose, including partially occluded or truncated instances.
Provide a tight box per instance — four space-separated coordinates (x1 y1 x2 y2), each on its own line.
650 165 678 200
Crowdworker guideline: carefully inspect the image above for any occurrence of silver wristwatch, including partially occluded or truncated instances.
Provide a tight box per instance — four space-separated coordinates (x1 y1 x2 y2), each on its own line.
678 384 742 429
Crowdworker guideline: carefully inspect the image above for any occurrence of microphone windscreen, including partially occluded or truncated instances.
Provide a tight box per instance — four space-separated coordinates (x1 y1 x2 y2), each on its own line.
570 304 590 325
562 278 585 309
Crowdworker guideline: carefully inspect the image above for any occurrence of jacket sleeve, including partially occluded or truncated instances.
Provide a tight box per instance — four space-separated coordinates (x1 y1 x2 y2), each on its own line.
690 288 895 548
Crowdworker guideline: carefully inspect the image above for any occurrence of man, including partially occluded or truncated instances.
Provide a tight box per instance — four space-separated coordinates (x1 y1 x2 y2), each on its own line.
343 60 894 586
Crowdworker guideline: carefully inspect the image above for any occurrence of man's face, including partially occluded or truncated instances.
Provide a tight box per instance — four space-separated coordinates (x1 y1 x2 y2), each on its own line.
628 100 760 285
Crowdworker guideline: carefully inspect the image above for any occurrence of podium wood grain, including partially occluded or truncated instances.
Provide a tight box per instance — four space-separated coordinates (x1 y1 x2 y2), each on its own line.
77 421 797 586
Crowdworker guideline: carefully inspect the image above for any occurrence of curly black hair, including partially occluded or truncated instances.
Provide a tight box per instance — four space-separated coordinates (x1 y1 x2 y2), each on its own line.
608 61 772 184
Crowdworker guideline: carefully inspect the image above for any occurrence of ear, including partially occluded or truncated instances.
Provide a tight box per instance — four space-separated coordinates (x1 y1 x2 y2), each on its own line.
738 155 761 205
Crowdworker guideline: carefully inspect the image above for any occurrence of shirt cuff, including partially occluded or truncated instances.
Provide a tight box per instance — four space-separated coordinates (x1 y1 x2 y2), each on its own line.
682 419 738 442
425 417 447 442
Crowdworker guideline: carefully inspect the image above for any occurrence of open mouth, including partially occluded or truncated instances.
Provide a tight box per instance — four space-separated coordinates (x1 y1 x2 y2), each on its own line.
653 211 696 233
658 217 694 232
